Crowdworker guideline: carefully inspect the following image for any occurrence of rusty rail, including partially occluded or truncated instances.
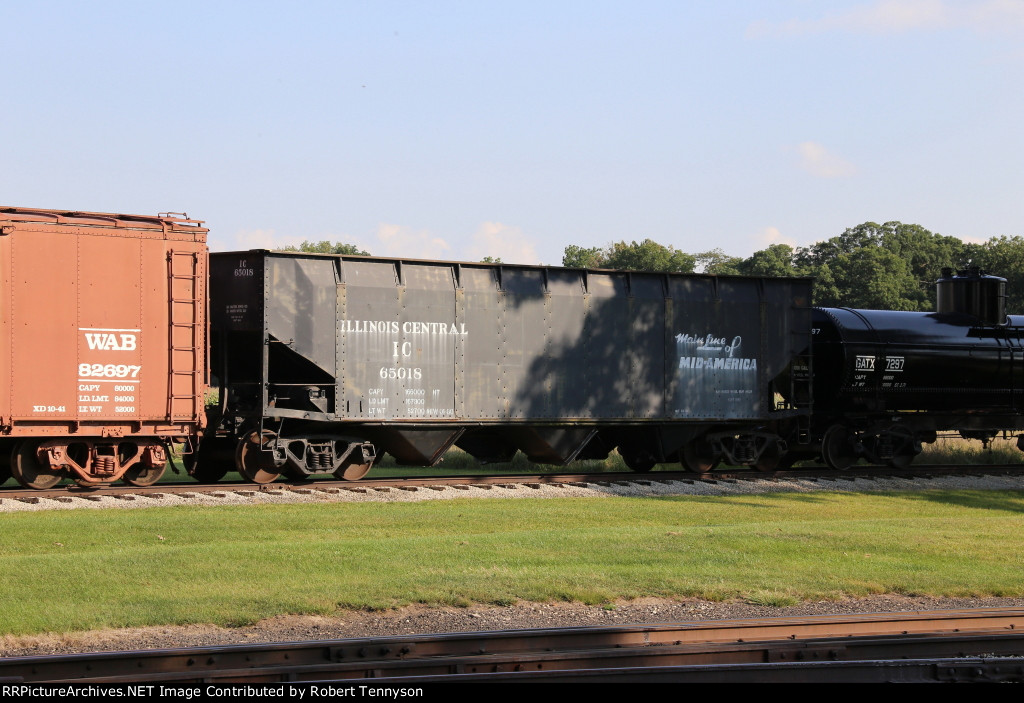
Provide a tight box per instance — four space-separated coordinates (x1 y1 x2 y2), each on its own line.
4 609 1024 683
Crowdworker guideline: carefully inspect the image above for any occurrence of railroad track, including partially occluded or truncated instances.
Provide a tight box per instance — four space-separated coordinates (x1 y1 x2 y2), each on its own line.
4 609 1024 683
2 465 1023 504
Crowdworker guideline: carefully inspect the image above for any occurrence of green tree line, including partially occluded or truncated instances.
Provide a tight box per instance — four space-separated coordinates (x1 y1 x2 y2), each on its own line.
563 222 1024 313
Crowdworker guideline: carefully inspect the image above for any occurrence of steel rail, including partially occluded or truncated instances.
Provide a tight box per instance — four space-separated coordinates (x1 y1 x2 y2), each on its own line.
342 656 1024 683
4 609 1024 683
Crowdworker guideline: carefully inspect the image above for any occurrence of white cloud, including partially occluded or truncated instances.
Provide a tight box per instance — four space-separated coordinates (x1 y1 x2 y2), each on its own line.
213 228 306 252
756 226 798 248
967 0 1024 33
958 234 990 244
374 223 451 259
211 228 371 254
747 0 1024 37
465 222 540 264
795 141 857 178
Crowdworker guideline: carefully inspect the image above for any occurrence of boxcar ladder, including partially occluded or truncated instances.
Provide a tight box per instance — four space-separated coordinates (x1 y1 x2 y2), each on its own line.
167 250 204 422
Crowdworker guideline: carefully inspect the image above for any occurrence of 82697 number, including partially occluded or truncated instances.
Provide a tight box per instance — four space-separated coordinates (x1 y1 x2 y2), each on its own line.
78 363 142 378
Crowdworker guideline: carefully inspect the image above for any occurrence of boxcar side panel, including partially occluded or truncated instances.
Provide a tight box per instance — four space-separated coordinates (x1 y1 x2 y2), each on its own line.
77 234 146 423
461 267 504 419
626 274 668 419
669 277 764 419
339 259 404 420
395 262 458 421
540 270 587 418
581 272 634 419
9 229 79 424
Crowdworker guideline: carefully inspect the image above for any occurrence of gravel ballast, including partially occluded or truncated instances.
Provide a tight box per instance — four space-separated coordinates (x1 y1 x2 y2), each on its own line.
2 472 1023 512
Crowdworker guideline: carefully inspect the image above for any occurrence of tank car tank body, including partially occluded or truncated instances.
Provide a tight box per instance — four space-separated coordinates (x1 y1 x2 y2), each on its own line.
0 207 208 488
195 251 813 482
806 269 1024 469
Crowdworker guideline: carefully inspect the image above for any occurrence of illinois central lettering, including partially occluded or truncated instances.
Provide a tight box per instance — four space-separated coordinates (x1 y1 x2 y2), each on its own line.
340 320 468 335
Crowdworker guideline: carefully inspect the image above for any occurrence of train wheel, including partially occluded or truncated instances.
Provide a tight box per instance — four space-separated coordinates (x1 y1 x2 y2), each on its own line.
680 439 720 473
121 442 167 487
822 425 857 470
184 437 232 483
884 427 917 468
11 440 64 489
189 461 230 483
619 447 657 472
333 463 372 481
776 454 799 470
887 452 914 469
123 463 166 487
236 431 283 484
754 442 782 472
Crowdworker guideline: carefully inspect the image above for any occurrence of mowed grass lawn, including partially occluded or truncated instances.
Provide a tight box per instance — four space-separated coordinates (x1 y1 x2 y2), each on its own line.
2 490 1023 635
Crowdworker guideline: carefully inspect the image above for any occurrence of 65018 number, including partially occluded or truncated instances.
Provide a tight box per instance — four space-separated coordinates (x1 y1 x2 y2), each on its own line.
379 367 422 380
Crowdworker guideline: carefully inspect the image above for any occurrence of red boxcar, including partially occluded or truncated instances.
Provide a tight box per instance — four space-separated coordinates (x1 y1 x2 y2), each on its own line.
0 207 208 488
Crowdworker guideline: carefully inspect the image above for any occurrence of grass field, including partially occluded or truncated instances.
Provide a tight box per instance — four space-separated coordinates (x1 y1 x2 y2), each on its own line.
918 435 1024 465
1 489 1022 636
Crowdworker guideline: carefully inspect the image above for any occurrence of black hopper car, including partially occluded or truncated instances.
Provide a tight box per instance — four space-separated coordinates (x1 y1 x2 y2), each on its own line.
193 251 813 482
192 251 1024 482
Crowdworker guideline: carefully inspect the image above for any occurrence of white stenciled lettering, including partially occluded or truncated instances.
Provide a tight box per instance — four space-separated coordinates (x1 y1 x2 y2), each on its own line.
342 319 468 335
392 341 413 358
675 332 744 358
855 355 876 371
378 367 423 381
78 363 142 378
84 332 137 351
678 357 757 371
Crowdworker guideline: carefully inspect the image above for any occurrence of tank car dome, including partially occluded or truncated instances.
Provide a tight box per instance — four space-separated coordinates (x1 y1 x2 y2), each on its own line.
936 267 1007 326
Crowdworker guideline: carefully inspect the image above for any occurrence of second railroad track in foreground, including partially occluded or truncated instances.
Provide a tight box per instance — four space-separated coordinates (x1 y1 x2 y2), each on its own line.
4 609 1024 683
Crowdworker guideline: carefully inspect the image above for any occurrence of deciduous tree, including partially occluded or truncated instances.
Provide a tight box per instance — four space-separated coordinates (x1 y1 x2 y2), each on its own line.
279 240 370 255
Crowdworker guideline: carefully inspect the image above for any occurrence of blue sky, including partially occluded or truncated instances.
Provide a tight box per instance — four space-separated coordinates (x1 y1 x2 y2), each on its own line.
2 1 1021 266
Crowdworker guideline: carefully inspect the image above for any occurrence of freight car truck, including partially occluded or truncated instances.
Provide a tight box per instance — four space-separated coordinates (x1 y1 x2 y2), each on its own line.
0 207 208 488
199 251 813 482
